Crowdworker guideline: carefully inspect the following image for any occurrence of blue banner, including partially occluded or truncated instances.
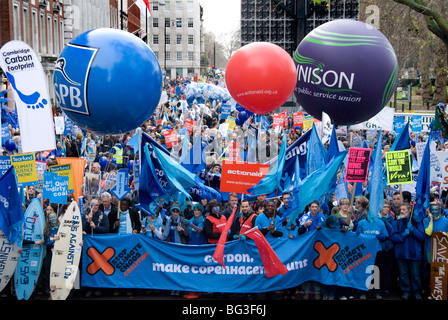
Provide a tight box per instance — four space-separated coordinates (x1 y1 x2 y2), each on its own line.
81 229 381 292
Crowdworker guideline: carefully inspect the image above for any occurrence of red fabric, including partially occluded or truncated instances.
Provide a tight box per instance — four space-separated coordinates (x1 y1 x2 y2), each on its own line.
212 206 237 267
246 228 288 278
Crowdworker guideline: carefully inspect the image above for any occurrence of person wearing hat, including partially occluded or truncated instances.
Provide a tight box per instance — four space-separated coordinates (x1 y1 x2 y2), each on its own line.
161 202 189 244
184 204 206 245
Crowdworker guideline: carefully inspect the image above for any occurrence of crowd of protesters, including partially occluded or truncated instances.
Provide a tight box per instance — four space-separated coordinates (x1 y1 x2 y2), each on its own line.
0 76 445 301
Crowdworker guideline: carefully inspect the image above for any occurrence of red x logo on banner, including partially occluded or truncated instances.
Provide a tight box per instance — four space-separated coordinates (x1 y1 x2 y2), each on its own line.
86 247 115 276
313 241 340 272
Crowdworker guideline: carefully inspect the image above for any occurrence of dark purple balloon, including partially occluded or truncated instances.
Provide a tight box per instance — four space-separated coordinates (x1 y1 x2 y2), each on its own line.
294 19 398 125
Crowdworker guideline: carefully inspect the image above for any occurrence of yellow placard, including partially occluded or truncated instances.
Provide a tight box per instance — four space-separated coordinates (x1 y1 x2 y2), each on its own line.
49 163 74 192
10 153 38 186
303 115 314 132
226 116 236 131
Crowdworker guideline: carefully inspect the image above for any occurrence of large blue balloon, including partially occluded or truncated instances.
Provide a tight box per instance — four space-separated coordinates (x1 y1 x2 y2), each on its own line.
99 156 109 169
4 139 16 151
53 28 162 134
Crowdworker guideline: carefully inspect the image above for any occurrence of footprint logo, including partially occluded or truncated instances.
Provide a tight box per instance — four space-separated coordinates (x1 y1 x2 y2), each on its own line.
54 58 80 86
6 72 47 110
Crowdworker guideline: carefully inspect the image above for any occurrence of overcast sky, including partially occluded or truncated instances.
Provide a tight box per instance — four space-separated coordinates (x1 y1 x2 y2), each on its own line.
199 0 241 36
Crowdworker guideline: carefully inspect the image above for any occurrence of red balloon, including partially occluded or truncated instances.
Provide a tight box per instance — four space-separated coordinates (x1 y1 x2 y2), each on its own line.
225 42 297 115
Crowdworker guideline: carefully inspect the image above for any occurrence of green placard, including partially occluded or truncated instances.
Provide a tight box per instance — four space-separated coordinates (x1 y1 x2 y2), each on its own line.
385 149 412 185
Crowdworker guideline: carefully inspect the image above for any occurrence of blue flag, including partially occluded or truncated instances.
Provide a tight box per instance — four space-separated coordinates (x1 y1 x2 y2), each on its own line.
326 124 340 163
247 133 287 196
391 121 410 151
283 151 347 226
414 135 431 222
151 139 221 202
367 131 383 222
306 124 327 176
0 167 24 244
181 134 206 174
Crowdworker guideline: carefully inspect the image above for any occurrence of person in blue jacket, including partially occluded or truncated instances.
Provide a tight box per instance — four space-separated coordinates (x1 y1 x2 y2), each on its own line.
390 202 426 300
254 200 283 239
356 205 389 300
184 203 207 245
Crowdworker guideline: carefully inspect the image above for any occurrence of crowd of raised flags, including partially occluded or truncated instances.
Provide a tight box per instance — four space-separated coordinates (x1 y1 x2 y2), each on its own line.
0 78 447 299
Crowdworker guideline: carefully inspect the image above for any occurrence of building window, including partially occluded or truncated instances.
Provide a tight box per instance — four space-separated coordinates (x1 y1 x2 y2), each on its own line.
60 20 64 50
153 2 159 11
176 34 182 45
188 35 193 44
23 5 30 44
176 18 182 28
32 9 38 50
153 18 158 28
165 18 170 27
177 52 182 61
40 11 46 53
47 15 53 55
187 1 194 12
188 18 193 28
166 51 170 60
164 1 170 11
13 2 21 40
53 16 59 55
153 34 159 44
188 52 193 61
165 35 170 44
154 51 159 59
176 1 182 11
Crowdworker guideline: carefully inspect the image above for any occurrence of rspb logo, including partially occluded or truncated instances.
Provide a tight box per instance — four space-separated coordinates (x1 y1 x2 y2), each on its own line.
53 44 98 116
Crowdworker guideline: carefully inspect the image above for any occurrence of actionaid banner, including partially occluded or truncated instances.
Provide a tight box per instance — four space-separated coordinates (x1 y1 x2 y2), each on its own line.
81 229 381 292
0 41 56 153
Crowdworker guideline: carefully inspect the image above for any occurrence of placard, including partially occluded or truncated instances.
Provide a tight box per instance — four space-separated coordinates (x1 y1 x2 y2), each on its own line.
430 232 448 300
385 150 412 185
345 148 371 183
182 119 195 135
220 161 269 194
163 129 178 148
10 153 38 186
293 112 303 128
49 163 74 193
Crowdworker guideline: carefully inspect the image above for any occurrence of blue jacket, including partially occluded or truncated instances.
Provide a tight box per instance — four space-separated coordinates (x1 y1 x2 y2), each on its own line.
390 216 425 260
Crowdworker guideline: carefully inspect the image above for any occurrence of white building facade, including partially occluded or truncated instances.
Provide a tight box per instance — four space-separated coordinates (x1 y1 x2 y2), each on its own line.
147 0 202 80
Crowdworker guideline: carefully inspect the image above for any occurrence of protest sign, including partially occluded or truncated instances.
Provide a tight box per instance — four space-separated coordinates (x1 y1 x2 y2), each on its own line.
345 148 371 183
226 116 236 131
10 153 38 186
221 104 231 120
1 123 11 146
385 150 412 185
182 119 195 135
49 163 74 193
303 115 314 132
34 160 47 193
220 161 269 194
164 129 178 148
430 232 448 300
43 172 69 204
54 116 65 135
226 142 242 162
0 155 11 178
293 112 303 128
50 175 69 204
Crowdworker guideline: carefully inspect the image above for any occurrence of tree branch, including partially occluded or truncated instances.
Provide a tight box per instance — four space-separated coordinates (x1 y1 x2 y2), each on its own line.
392 0 448 40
